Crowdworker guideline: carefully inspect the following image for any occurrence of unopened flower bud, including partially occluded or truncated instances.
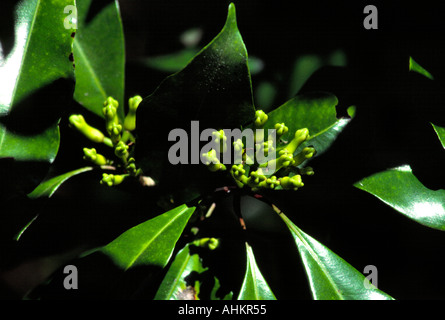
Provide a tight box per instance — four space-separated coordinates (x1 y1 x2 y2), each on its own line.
83 148 109 166
100 173 128 187
69 114 110 146
280 175 304 191
280 128 309 155
124 95 142 131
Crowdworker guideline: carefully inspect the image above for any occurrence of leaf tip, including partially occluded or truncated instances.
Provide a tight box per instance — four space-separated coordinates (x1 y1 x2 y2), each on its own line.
226 3 238 27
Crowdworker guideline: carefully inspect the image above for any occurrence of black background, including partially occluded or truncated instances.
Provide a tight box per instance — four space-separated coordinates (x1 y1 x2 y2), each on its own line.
1 0 445 301
119 0 445 300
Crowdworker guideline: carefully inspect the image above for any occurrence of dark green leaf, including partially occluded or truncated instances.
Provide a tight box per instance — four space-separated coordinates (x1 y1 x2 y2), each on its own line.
255 81 277 111
355 165 445 231
237 242 276 300
27 166 93 198
288 50 347 96
265 92 354 159
136 3 255 198
100 204 195 270
279 211 394 300
73 0 125 120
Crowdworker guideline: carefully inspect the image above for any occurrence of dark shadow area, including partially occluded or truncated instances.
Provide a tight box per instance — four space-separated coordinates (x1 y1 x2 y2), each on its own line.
84 0 114 24
0 78 74 135
26 251 164 299
0 1 17 60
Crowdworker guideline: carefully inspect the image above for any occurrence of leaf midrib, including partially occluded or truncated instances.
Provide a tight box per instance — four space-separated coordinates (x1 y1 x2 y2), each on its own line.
307 117 349 141
74 39 107 101
246 244 260 299
124 207 190 270
280 213 343 300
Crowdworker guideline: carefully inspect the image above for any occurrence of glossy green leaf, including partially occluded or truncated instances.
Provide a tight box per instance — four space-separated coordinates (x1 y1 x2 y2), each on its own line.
237 242 276 300
0 123 60 162
279 212 394 300
0 0 75 113
136 3 255 197
154 242 208 300
27 166 93 198
137 2 254 132
265 92 354 159
0 0 75 163
73 0 125 120
432 123 445 149
355 165 445 231
100 204 195 271
409 56 434 80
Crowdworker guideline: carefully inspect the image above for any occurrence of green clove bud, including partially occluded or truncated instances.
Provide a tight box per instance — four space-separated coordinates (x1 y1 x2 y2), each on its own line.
201 149 226 172
249 169 266 186
110 123 122 145
100 173 128 187
254 110 268 128
280 128 309 155
103 103 119 135
69 114 112 146
299 166 314 176
292 147 316 167
104 96 119 108
83 148 109 166
212 130 227 153
257 175 280 189
124 95 142 131
115 140 129 161
280 175 304 191
274 123 289 138
193 238 220 250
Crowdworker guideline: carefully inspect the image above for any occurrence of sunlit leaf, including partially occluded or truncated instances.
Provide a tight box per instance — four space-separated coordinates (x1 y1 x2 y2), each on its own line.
278 211 394 300
0 0 75 163
0 0 75 113
355 165 445 231
27 166 93 198
237 242 276 300
100 204 195 270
